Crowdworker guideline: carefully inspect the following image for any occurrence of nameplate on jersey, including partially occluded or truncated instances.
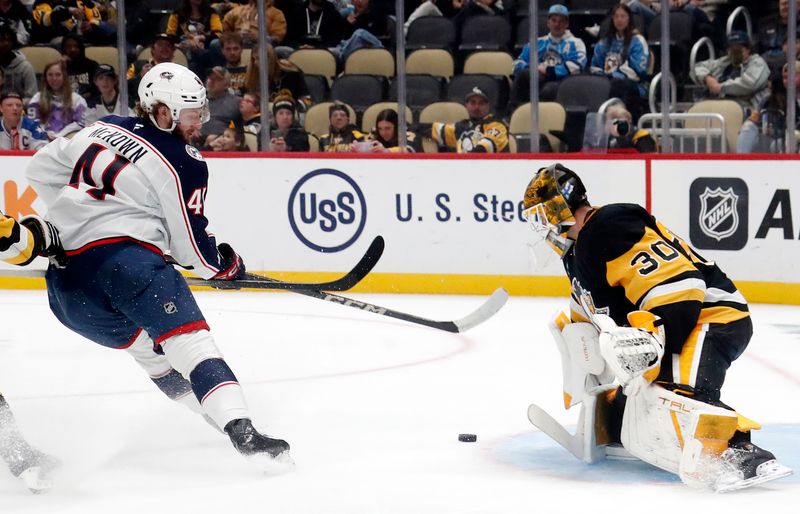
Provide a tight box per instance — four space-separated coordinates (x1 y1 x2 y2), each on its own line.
86 126 149 164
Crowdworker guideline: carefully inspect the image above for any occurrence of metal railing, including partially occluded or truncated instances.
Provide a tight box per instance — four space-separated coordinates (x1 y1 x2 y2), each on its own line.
639 112 727 153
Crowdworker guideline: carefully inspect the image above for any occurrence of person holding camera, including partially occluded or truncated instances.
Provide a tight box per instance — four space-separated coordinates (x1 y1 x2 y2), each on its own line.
606 102 657 153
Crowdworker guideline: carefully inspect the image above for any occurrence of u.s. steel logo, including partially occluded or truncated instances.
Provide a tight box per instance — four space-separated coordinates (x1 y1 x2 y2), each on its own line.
287 169 367 252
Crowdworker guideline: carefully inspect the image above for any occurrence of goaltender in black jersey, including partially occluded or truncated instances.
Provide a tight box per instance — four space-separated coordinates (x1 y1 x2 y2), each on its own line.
521 164 792 492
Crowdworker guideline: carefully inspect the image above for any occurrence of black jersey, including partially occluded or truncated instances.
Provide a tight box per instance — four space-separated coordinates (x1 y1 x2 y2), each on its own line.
563 203 749 356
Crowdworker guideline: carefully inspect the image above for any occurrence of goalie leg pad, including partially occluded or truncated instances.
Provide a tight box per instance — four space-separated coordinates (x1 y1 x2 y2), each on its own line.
621 384 738 477
549 312 614 409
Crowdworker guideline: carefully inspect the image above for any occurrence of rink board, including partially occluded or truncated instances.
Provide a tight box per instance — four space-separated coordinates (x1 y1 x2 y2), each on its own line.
1 151 799 304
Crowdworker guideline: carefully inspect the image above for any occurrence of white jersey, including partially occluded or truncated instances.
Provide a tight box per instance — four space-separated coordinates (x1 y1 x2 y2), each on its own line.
26 116 226 279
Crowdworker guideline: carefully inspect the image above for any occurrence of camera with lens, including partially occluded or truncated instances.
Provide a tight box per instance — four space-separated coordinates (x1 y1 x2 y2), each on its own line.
612 119 630 137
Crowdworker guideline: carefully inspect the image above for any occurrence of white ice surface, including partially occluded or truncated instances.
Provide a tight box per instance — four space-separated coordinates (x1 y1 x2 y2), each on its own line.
0 290 798 513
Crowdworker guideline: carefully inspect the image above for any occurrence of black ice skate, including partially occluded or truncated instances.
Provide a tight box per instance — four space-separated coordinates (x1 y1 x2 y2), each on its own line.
224 418 294 473
714 441 793 492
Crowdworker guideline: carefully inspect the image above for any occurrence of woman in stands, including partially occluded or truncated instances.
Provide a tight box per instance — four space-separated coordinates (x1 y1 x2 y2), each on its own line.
27 60 87 140
366 108 420 152
590 4 650 121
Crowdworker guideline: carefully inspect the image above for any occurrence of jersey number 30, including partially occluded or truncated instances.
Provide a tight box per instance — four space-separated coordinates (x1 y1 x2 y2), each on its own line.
69 143 130 200
631 240 679 276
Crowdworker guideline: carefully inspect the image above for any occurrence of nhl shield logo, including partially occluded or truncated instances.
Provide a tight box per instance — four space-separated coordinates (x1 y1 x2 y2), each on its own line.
164 301 177 314
698 187 739 241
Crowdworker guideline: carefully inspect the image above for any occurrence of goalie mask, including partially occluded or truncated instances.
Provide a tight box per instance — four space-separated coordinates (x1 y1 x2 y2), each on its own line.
522 164 588 261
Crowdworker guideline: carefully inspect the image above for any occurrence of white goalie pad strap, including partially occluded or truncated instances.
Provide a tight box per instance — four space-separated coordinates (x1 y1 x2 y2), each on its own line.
125 330 172 378
161 329 225 380
549 312 614 409
621 384 738 477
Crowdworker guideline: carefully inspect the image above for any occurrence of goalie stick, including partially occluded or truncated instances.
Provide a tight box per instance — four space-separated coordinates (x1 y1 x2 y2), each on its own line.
1 235 384 292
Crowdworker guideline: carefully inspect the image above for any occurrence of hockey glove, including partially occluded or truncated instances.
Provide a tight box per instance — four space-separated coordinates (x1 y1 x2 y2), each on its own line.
19 215 68 268
596 311 665 396
212 243 246 281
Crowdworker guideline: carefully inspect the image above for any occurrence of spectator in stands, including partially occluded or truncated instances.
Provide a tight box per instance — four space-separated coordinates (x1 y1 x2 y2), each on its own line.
124 1 157 51
342 0 386 39
270 94 310 151
203 65 243 148
61 34 98 100
319 102 366 152
692 30 771 112
0 23 36 101
367 108 420 152
0 0 33 46
214 31 248 93
283 0 347 49
31 0 115 46
84 64 120 124
127 33 178 81
0 91 48 150
28 60 87 139
243 43 312 113
757 0 800 67
167 0 223 49
222 0 287 47
421 86 509 153
737 60 800 153
605 102 657 153
590 4 650 122
208 120 249 151
240 91 262 139
510 4 587 103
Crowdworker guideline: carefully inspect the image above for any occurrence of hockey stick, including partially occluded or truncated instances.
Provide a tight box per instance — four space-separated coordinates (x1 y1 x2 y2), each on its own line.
2 236 385 292
291 287 509 333
185 235 385 291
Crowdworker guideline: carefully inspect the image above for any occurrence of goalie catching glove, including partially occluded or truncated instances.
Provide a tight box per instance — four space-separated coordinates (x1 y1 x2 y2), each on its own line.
19 215 67 268
595 311 665 396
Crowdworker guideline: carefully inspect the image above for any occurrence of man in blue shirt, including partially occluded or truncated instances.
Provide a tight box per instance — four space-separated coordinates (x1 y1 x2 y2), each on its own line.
510 4 587 104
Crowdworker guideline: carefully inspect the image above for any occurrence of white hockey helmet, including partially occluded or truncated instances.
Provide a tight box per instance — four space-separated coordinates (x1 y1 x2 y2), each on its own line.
138 62 210 132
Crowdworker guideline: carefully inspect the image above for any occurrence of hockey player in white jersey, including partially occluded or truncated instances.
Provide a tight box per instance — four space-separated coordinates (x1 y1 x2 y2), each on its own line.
0 212 63 492
25 62 292 470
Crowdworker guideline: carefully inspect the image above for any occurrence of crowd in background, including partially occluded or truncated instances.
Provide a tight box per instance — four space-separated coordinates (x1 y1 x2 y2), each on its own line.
0 0 797 154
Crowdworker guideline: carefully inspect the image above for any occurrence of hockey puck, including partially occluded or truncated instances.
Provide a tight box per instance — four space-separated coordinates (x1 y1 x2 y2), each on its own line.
458 433 477 442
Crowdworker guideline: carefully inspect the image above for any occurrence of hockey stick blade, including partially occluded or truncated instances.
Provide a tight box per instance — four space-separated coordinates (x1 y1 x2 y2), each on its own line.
187 235 384 291
295 287 509 333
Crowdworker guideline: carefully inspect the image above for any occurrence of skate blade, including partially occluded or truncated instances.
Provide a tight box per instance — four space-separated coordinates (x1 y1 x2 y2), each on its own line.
246 449 295 475
18 466 54 494
714 462 794 493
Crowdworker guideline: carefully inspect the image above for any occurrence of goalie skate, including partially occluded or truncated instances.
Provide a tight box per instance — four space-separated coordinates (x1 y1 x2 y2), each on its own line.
224 419 294 474
712 442 793 493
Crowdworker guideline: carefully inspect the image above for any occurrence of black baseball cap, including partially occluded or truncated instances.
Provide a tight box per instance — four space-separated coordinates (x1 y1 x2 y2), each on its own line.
464 86 489 102
94 64 117 79
0 91 22 103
